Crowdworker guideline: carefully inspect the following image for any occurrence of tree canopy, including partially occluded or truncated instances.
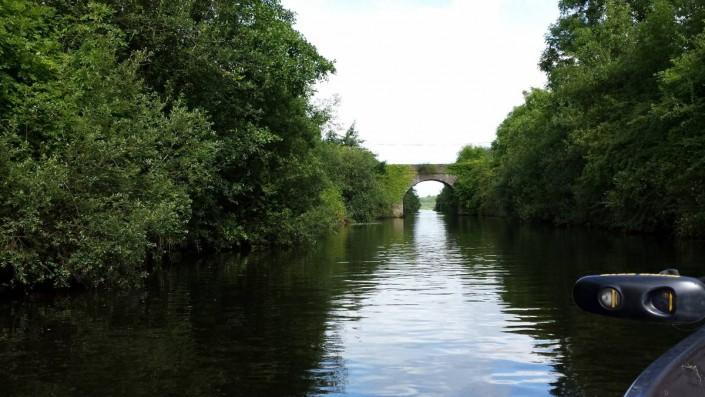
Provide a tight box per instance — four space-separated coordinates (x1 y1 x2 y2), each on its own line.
0 0 411 290
448 0 705 237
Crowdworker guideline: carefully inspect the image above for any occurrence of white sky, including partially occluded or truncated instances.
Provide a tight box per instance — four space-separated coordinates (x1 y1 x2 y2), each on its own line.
282 0 559 196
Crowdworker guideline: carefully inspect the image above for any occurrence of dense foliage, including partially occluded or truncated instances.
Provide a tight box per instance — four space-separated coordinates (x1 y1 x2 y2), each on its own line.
0 0 409 290
449 147 495 215
321 126 416 221
1 2 221 288
434 187 457 214
403 190 421 215
322 126 384 222
448 0 705 237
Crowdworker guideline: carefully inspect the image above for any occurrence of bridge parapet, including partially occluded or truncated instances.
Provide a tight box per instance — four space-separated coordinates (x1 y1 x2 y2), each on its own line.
396 164 450 173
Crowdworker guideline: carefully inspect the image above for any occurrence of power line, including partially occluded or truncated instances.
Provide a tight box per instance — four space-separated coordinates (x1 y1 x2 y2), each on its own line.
365 142 492 147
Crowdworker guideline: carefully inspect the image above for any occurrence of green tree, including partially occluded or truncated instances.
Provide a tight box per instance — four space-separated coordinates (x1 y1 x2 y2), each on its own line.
403 189 421 215
318 142 386 222
452 0 705 236
651 30 705 236
434 186 457 214
0 0 411 290
49 0 337 248
325 122 364 147
449 146 497 216
0 3 217 288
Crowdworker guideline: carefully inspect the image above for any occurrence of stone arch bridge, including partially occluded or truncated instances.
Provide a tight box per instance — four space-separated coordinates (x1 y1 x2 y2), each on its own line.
390 164 456 217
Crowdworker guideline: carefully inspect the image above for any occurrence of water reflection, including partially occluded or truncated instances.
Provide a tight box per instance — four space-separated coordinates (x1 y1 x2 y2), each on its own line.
1 211 704 396
325 212 555 396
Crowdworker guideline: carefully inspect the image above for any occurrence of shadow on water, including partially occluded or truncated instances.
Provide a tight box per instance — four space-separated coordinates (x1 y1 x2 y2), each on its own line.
1 212 705 396
0 219 408 397
446 216 705 396
0 252 338 396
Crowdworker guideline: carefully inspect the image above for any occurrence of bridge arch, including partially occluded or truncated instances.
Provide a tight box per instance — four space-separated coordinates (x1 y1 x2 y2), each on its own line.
390 164 456 217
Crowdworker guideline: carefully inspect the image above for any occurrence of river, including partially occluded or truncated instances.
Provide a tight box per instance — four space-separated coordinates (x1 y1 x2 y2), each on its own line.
1 210 705 396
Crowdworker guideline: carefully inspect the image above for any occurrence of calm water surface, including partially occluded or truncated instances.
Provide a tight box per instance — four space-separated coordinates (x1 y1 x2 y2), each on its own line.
2 210 705 396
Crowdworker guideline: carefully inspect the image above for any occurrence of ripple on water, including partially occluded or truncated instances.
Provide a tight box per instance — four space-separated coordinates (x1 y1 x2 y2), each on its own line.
3 210 697 397
317 211 560 396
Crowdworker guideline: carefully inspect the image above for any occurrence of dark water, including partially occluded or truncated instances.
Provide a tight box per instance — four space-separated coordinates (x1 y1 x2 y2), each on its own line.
2 211 705 397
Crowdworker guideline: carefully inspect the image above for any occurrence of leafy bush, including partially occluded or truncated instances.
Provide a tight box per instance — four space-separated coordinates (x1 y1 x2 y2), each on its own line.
434 186 457 214
0 4 217 288
403 189 421 215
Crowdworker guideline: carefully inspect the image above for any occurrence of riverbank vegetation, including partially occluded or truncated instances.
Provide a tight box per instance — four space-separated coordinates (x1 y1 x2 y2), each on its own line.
419 195 436 210
445 0 705 237
0 0 413 290
321 125 416 222
403 190 421 215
